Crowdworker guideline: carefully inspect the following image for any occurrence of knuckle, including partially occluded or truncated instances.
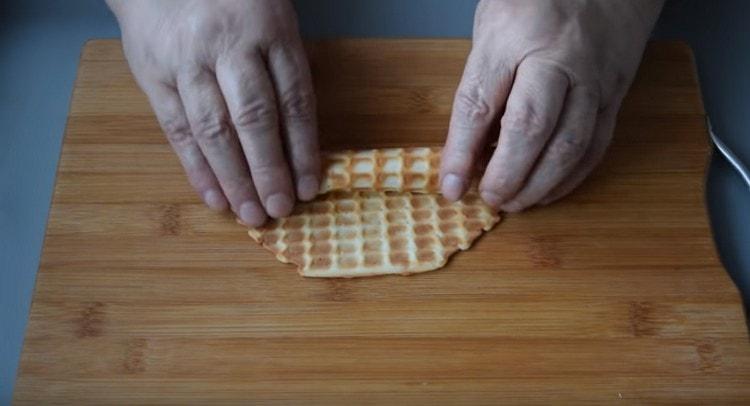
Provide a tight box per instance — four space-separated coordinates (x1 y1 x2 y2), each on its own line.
614 71 629 91
251 161 288 180
280 90 316 122
233 98 278 131
453 89 493 125
551 133 588 162
161 117 193 146
193 113 231 143
578 84 600 104
501 108 552 140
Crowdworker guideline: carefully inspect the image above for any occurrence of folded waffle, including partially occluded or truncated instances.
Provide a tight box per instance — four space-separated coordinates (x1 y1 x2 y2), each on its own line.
320 147 441 193
246 147 500 278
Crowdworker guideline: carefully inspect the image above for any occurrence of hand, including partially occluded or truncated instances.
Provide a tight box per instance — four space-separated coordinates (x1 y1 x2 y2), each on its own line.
107 0 320 226
440 0 665 212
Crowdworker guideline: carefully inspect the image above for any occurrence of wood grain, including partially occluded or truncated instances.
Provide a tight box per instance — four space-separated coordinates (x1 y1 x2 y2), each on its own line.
14 39 750 404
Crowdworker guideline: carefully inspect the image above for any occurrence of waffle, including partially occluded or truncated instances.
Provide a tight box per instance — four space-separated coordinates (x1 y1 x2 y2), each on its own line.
320 147 441 193
246 147 501 278
248 191 499 278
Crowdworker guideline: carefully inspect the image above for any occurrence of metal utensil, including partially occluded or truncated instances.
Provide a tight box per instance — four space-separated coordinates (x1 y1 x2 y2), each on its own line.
707 118 750 190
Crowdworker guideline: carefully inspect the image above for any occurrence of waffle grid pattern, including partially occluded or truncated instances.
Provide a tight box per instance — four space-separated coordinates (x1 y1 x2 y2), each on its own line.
248 191 499 278
320 147 441 194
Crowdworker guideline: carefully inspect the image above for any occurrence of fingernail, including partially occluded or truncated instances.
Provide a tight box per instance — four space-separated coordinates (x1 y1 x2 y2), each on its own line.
297 175 319 202
239 201 266 227
441 174 467 201
480 190 504 209
265 193 294 218
203 189 228 211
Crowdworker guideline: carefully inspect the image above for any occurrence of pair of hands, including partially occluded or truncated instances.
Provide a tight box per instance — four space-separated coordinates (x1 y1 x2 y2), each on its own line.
108 0 665 225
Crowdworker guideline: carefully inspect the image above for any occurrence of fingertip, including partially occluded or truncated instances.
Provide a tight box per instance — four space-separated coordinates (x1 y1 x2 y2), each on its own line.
440 173 467 202
480 190 504 210
539 191 568 207
203 189 229 211
296 174 319 202
239 200 267 227
499 201 525 213
539 197 556 206
265 193 294 219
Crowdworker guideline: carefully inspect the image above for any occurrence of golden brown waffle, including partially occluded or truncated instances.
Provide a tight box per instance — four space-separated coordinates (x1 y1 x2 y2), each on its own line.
248 191 499 278
245 147 500 278
320 147 441 193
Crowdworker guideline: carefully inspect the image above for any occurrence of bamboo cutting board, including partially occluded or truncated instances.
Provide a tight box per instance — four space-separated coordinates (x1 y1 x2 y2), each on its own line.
14 40 750 404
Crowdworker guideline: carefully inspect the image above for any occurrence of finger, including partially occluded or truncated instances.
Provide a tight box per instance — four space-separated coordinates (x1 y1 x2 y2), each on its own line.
216 53 296 218
143 82 228 211
440 50 514 201
499 86 598 212
540 105 619 205
478 61 568 209
267 40 321 201
177 67 267 227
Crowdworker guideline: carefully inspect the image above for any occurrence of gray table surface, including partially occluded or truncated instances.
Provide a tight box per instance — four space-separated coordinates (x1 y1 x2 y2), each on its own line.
2 0 748 402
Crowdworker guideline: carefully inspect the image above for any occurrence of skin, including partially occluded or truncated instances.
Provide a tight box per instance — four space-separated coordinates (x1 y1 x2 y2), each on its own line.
107 0 319 227
109 0 666 221
441 0 666 212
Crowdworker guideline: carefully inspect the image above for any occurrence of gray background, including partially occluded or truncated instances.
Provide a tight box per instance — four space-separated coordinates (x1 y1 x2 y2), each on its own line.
2 0 748 402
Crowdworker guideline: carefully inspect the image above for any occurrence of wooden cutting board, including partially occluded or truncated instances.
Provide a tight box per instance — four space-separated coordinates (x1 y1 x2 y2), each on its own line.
15 40 750 404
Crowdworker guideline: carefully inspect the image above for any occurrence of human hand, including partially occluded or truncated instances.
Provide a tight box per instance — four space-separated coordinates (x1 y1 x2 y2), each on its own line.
107 0 320 226
440 0 665 212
